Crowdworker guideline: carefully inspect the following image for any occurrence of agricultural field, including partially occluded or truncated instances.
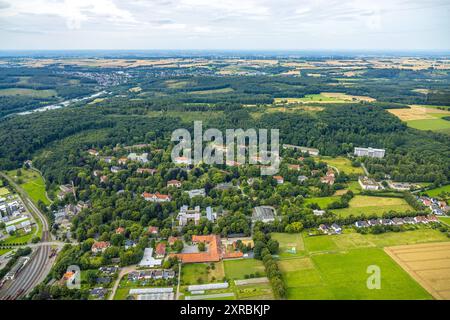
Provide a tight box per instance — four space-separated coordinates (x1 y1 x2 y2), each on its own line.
320 156 364 175
388 105 450 133
6 169 51 205
282 248 431 300
223 259 265 280
331 195 413 217
278 229 448 300
188 87 234 95
181 262 225 285
385 242 450 299
0 88 57 98
274 92 375 104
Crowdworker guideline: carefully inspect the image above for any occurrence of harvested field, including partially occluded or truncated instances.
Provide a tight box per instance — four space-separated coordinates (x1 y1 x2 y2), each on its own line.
388 105 450 121
385 242 450 300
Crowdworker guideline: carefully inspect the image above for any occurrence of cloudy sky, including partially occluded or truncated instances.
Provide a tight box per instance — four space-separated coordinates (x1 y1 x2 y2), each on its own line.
0 0 449 50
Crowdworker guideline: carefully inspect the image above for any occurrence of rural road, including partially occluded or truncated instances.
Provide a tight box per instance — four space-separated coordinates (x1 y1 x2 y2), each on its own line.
0 172 57 299
108 265 137 300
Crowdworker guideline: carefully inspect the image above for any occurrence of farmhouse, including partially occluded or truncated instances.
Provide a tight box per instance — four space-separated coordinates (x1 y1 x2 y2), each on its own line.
142 192 172 202
171 234 243 264
354 147 385 158
252 206 277 223
358 176 381 190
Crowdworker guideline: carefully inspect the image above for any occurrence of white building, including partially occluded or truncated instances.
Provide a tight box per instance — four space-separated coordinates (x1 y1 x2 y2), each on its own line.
178 205 201 226
354 147 385 158
139 248 162 268
128 153 148 164
358 176 381 190
186 189 206 199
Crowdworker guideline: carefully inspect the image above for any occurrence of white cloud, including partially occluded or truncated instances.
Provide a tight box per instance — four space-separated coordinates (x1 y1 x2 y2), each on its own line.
0 0 448 50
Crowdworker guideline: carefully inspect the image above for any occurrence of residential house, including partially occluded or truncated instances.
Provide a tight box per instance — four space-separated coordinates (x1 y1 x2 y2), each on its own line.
167 180 182 188
148 226 159 235
155 243 166 258
91 241 111 254
142 192 172 202
273 176 284 184
174 156 191 165
137 168 157 175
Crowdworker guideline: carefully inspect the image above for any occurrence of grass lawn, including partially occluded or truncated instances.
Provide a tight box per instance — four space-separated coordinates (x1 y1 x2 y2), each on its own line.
438 216 450 226
422 184 450 199
0 88 57 98
303 235 339 253
304 196 340 209
271 233 305 259
0 227 36 245
320 156 364 175
0 248 13 256
332 195 413 217
224 259 265 280
181 262 225 285
407 118 450 133
0 187 10 197
113 287 130 300
6 169 51 205
282 248 431 300
235 283 274 300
